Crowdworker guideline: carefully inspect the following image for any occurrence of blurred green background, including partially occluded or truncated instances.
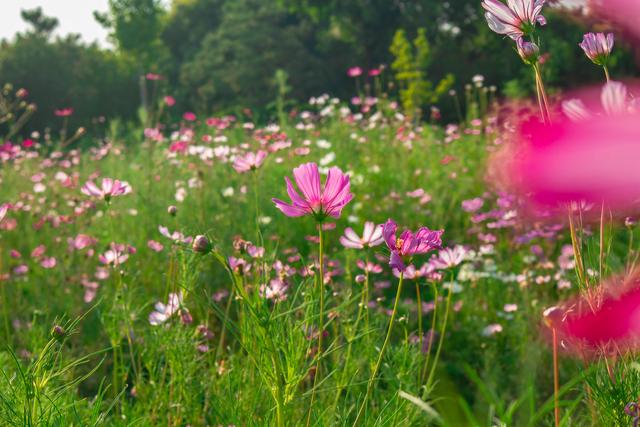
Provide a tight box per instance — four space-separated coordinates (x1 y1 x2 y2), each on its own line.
1 0 638 132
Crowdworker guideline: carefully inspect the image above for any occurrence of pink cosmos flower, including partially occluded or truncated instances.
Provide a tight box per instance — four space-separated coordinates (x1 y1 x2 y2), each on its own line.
40 257 57 269
382 219 443 271
232 150 267 173
147 240 164 252
430 245 468 270
164 95 176 106
579 32 614 66
548 274 640 357
272 162 353 220
69 234 97 250
495 101 640 216
81 178 131 201
481 0 546 40
347 66 363 77
145 73 163 81
99 243 131 266
183 112 196 121
149 292 186 325
54 108 73 117
0 204 8 223
339 221 384 249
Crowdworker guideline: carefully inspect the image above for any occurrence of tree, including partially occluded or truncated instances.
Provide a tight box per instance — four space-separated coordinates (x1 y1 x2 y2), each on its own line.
94 0 168 70
20 7 59 38
178 0 326 116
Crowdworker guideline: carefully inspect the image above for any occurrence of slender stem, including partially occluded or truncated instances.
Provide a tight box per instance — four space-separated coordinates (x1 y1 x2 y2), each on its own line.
552 328 560 427
216 284 236 359
603 65 611 82
306 226 325 426
416 283 423 359
0 246 9 341
421 282 438 384
533 64 551 124
425 274 453 392
353 272 404 426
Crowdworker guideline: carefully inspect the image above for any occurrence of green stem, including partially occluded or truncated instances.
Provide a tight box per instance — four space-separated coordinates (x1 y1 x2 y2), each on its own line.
533 63 550 124
603 65 611 82
353 272 404 426
421 282 438 385
416 282 423 378
425 274 453 392
306 226 325 426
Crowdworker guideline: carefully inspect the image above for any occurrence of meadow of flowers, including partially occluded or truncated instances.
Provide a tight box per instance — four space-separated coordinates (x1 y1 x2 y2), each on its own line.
1 1 640 426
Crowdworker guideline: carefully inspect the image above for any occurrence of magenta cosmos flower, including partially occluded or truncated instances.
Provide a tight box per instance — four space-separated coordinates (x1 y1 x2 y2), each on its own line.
382 219 443 271
272 162 353 220
339 221 384 249
232 150 267 173
579 32 614 66
82 178 131 201
481 0 546 40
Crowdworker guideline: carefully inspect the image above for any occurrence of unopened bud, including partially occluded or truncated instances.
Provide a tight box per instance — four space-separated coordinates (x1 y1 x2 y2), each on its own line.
51 325 66 341
167 205 177 216
192 235 210 253
517 38 540 65
543 306 564 329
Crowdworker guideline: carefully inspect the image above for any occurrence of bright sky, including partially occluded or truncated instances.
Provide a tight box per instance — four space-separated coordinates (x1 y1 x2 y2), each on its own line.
0 0 111 46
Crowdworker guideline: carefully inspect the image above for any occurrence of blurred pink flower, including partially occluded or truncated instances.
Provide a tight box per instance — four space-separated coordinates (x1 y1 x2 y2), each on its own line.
347 66 363 77
99 243 130 266
579 32 614 66
149 292 185 325
0 204 7 223
492 97 640 216
481 0 546 40
183 112 196 121
382 219 443 271
339 221 384 249
145 73 163 81
272 162 353 220
430 245 468 270
232 150 267 173
550 274 640 356
147 240 164 252
40 257 56 269
81 178 131 201
54 108 73 117
164 95 176 106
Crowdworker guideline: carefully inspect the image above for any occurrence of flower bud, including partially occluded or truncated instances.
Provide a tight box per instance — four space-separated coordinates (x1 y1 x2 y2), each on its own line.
51 325 66 341
543 306 564 329
517 38 540 65
167 205 177 216
192 235 210 253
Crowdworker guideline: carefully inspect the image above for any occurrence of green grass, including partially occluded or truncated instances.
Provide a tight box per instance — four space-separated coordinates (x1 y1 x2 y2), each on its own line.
0 102 634 426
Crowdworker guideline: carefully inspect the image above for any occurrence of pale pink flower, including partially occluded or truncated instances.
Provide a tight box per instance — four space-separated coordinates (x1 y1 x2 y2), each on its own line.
99 243 130 266
347 67 363 77
232 150 267 173
149 292 186 325
40 257 56 269
69 234 97 250
272 162 353 220
0 204 8 223
339 221 384 249
430 245 469 270
81 178 131 201
481 0 546 40
147 240 164 252
579 32 614 66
